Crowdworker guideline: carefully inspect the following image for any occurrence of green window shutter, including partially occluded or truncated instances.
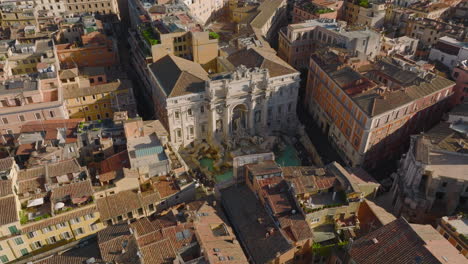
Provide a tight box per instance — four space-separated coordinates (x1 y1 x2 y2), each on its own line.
14 237 24 245
8 226 18 234
20 248 28 256
0 255 9 263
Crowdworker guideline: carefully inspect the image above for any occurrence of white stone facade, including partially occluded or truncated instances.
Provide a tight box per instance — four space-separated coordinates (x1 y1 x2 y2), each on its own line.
166 66 300 148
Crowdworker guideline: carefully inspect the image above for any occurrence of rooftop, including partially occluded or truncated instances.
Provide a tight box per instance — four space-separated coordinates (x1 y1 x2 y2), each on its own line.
149 54 209 98
221 184 292 264
348 217 467 264
442 216 468 236
245 160 282 176
312 50 455 117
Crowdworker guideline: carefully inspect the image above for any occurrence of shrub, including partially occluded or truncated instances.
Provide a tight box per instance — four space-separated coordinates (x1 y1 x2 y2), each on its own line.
209 32 220 40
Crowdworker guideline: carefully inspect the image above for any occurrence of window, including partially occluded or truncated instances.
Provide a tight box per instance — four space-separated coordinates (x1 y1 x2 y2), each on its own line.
42 226 53 233
92 95 96 99
187 108 192 116
2 118 8 124
49 111 55 118
0 255 9 263
32 241 43 249
74 228 84 235
14 237 24 245
90 224 98 231
441 182 448 188
35 113 41 120
85 213 94 220
8 226 18 235
18 115 25 122
47 236 57 244
56 222 67 229
175 111 180 119
138 208 144 215
61 232 71 240
27 231 37 239
98 77 103 82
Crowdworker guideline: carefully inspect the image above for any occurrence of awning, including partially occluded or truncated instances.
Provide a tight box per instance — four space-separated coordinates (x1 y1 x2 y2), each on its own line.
27 198 44 207
72 196 89 204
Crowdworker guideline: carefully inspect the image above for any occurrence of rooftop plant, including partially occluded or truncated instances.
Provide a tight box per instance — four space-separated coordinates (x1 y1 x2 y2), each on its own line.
358 0 370 8
141 27 159 45
209 31 220 40
315 8 334 14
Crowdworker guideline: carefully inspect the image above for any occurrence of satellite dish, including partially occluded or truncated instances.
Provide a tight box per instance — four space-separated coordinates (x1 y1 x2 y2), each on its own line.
54 202 65 210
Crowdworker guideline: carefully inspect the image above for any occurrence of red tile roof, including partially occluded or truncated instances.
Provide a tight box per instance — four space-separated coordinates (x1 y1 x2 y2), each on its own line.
0 157 14 171
348 218 441 264
0 195 18 225
16 143 36 156
154 178 179 199
99 151 130 174
97 224 132 262
50 180 94 203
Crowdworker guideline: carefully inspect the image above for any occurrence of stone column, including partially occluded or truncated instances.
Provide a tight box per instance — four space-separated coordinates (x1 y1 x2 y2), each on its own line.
247 100 254 135
223 104 230 140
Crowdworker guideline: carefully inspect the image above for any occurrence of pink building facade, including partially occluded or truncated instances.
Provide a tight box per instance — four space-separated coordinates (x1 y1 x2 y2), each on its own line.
0 74 68 137
451 62 468 105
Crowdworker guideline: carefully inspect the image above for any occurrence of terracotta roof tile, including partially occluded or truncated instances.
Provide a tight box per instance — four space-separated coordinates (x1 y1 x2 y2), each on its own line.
0 180 13 197
17 167 46 194
99 151 130 174
0 195 18 225
35 255 105 264
50 180 94 203
16 143 36 156
97 224 132 262
22 205 97 233
47 159 82 177
96 189 160 221
140 238 176 264
349 218 441 264
154 178 179 198
0 157 14 171
20 119 83 133
98 170 118 183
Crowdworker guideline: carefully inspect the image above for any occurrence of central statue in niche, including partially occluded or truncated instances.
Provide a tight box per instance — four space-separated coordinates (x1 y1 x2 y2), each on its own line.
232 104 247 132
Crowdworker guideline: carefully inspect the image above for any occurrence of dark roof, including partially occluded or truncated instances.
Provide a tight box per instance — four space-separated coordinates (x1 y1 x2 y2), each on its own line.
348 218 441 264
221 184 292 264
245 160 282 176
450 103 468 117
352 75 454 117
227 47 297 77
330 67 363 87
149 55 208 98
375 58 421 86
